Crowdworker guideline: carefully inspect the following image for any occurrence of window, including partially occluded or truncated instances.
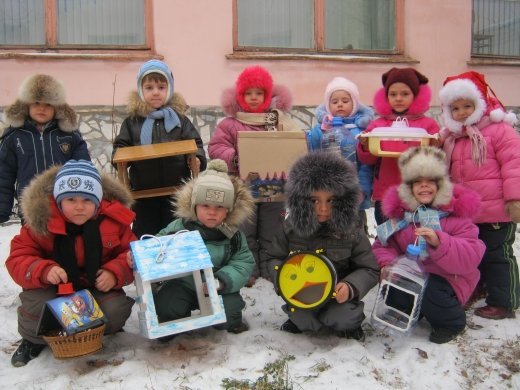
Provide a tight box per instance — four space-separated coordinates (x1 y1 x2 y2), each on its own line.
472 0 520 58
0 0 149 49
235 0 401 55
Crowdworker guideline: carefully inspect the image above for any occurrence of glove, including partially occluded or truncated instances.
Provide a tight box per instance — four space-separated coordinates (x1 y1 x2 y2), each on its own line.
506 201 520 223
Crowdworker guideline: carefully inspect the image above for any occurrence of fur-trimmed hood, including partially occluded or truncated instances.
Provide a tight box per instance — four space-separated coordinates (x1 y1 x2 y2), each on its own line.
286 151 361 238
382 183 481 221
126 91 189 118
372 84 432 117
173 174 254 233
221 84 293 117
4 74 78 132
20 165 134 236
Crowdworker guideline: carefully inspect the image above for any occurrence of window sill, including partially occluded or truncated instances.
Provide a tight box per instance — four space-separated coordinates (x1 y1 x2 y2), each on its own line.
468 57 520 67
0 50 164 61
226 52 418 64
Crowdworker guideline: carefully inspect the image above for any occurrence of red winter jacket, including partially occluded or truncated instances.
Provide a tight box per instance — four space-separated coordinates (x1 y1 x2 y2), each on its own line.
6 166 136 290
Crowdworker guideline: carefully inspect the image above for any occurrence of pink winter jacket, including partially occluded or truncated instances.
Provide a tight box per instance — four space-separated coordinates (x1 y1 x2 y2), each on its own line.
442 118 520 224
357 85 440 200
208 85 297 175
372 185 485 304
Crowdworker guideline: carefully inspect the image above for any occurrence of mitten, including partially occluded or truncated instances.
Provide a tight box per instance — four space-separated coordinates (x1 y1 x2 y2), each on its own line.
505 201 520 223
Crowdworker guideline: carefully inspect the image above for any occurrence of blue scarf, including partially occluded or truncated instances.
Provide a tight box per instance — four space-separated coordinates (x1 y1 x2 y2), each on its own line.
140 107 180 145
376 206 449 259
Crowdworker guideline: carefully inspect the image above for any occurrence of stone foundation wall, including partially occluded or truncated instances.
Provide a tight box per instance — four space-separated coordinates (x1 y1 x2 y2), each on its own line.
2 105 518 176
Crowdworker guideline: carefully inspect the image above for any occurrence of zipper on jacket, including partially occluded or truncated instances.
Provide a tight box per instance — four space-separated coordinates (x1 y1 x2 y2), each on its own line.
16 137 25 154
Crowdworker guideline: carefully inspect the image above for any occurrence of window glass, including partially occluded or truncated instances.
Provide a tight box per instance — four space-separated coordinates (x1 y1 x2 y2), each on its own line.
0 0 45 45
473 0 520 57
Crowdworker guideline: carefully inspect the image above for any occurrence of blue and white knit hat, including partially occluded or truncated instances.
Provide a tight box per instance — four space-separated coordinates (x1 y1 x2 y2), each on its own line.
53 160 103 211
137 59 174 103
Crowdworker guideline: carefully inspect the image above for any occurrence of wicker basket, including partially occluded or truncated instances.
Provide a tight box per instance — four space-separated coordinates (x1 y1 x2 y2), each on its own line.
43 324 105 359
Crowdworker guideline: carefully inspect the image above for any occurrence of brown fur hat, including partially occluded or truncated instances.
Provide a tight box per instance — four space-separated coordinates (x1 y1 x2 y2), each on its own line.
4 74 78 131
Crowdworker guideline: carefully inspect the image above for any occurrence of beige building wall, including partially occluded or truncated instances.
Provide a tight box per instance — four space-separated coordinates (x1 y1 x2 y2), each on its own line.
1 0 519 109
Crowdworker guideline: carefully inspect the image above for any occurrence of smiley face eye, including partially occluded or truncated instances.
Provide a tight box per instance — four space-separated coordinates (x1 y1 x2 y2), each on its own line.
289 273 297 280
306 265 314 273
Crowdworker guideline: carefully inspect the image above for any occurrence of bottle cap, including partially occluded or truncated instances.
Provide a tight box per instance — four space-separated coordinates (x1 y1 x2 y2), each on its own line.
406 244 421 257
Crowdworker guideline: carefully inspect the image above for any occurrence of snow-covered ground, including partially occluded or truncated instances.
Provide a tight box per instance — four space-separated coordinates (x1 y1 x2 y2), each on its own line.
1 210 519 389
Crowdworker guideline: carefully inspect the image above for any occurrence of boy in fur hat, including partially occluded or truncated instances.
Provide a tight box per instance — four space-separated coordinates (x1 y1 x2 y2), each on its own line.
6 160 136 367
208 65 302 287
112 59 207 238
438 71 520 320
372 146 485 343
0 74 91 224
308 76 375 228
357 67 440 225
266 152 379 341
144 159 255 336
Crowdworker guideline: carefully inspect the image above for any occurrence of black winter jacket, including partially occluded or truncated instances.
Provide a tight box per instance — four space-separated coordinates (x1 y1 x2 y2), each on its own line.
0 119 90 222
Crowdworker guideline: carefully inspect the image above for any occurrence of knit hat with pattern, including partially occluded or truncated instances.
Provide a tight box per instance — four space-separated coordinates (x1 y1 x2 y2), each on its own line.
191 159 235 213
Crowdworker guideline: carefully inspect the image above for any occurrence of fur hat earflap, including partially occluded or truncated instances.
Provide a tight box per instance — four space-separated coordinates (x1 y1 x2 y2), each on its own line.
286 151 361 238
235 66 274 113
324 77 360 116
4 74 77 131
174 159 254 231
397 146 453 210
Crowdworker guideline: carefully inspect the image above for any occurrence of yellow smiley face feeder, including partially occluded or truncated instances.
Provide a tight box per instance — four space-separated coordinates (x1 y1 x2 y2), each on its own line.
275 251 337 311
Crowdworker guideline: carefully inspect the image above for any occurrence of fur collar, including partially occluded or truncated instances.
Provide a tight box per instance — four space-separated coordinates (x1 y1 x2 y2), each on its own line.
174 175 254 229
382 184 481 221
221 84 293 117
372 84 432 117
21 165 134 236
127 91 189 118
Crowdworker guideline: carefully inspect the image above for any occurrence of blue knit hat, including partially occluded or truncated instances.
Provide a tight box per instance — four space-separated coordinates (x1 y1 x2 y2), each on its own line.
137 59 174 103
53 160 103 211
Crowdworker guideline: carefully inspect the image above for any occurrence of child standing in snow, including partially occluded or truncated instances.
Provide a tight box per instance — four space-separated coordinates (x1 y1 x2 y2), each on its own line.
308 76 374 227
208 65 301 286
372 146 485 343
357 67 440 225
266 152 379 341
112 59 207 238
438 71 520 320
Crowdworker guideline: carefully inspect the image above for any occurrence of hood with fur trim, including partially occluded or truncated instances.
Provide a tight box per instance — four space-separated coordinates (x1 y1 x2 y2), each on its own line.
126 91 189 118
5 74 78 131
174 172 254 232
221 84 293 117
382 183 481 221
286 151 361 238
372 84 432 117
20 165 134 236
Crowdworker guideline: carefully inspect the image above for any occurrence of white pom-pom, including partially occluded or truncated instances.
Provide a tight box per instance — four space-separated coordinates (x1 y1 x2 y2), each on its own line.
207 159 229 173
504 111 518 126
490 108 505 122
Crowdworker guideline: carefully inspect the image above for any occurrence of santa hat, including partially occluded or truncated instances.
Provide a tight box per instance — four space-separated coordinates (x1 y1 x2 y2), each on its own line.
4 74 77 131
137 59 175 103
398 146 453 210
382 67 429 96
235 66 273 113
439 71 518 132
324 77 360 116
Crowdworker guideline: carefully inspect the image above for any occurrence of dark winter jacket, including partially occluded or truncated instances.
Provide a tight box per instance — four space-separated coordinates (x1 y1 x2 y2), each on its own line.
6 165 136 290
112 92 207 191
0 119 90 222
